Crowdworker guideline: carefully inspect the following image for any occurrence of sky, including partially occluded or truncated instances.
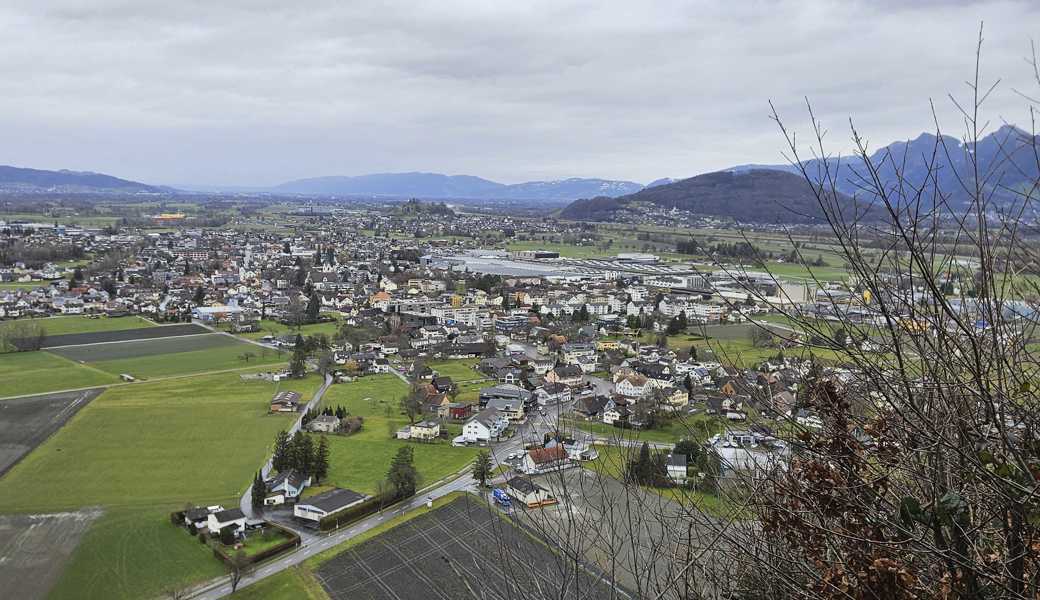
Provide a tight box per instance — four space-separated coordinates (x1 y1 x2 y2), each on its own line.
1 0 1038 188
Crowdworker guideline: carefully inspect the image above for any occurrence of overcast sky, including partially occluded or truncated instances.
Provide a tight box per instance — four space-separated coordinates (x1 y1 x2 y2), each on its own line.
1 0 1038 187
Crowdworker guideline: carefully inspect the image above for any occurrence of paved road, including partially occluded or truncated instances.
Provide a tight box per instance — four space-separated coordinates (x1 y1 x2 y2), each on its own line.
239 373 333 519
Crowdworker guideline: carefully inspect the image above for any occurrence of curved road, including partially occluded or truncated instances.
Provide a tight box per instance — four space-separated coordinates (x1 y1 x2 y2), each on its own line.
239 373 333 519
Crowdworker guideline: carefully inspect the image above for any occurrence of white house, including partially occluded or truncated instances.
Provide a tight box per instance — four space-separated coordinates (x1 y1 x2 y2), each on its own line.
266 471 311 505
535 383 572 406
667 454 688 484
207 508 247 535
616 373 649 399
461 409 509 443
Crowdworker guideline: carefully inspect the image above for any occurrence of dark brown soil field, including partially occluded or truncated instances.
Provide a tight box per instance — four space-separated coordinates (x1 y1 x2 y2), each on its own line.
40 323 209 348
315 495 620 600
0 388 104 476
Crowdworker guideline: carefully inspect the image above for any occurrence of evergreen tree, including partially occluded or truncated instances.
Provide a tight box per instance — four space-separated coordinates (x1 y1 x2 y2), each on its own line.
387 446 418 497
251 471 265 512
272 430 291 472
690 345 698 361
193 286 205 305
305 292 321 323
71 267 83 282
290 431 314 475
472 451 493 488
314 436 330 482
574 304 590 323
289 334 308 378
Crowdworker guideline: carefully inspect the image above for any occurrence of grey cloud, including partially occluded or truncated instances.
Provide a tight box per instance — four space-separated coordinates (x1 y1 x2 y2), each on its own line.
0 0 1037 186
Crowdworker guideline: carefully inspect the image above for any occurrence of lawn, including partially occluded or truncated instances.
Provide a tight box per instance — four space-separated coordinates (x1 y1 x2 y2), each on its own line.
47 508 225 600
426 358 482 382
0 351 119 398
310 375 479 494
0 371 325 512
238 527 295 558
228 568 329 600
0 315 155 336
235 318 342 341
589 445 742 519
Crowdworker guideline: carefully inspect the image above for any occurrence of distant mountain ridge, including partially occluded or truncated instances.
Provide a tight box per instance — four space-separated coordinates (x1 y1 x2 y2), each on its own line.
560 169 854 224
725 125 1040 209
0 165 161 193
273 172 644 201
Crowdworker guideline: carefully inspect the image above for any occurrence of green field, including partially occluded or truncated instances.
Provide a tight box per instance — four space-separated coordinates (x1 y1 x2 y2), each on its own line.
0 281 48 290
235 318 342 340
0 371 325 600
560 412 724 445
426 358 482 382
0 371 323 512
589 444 740 519
48 508 226 600
311 375 479 494
0 351 119 398
0 314 154 337
55 335 287 379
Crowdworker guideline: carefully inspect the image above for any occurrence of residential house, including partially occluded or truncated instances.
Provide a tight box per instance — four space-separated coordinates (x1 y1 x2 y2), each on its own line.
207 508 247 535
265 471 312 505
521 445 571 475
307 414 340 433
460 408 509 443
505 476 556 508
485 397 525 422
667 454 688 484
535 382 571 406
545 364 583 387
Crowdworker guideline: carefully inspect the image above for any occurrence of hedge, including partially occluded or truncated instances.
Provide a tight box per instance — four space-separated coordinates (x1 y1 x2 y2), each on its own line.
212 522 301 566
318 489 411 532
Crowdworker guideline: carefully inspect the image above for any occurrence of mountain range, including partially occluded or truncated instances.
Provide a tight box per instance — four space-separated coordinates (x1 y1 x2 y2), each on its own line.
560 125 1039 223
0 165 162 193
559 169 850 224
272 172 644 201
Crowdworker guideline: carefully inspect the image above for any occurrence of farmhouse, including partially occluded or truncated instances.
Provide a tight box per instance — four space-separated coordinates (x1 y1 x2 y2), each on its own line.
294 487 368 523
270 390 302 413
506 476 557 508
207 508 247 535
307 414 340 433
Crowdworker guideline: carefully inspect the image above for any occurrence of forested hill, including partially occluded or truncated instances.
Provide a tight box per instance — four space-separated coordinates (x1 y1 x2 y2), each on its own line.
559 169 850 224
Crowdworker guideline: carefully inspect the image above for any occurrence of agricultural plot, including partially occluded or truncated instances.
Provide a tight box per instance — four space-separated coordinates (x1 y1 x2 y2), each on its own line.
50 333 285 378
0 388 104 476
40 323 208 348
0 351 119 398
315 496 619 600
313 375 478 494
0 509 103 600
0 314 154 337
0 371 325 600
0 371 324 513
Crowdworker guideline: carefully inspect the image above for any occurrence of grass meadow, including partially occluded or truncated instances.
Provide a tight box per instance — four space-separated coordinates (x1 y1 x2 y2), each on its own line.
0 351 119 397
0 314 154 337
306 374 479 495
0 371 325 600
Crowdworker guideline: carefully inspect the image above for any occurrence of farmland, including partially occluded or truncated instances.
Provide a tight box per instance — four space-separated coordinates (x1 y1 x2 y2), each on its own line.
0 509 103 600
39 322 208 348
50 333 286 378
0 371 323 512
310 374 479 494
0 350 119 398
0 314 154 337
0 370 324 600
0 388 104 475
235 318 342 340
